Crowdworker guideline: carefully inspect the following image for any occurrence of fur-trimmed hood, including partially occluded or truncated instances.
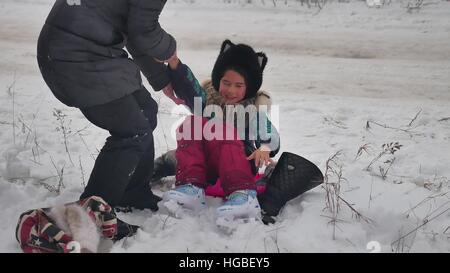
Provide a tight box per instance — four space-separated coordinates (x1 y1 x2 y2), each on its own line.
201 79 272 111
201 79 272 130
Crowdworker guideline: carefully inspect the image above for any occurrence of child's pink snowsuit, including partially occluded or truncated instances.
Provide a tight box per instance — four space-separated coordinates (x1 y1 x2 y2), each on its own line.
175 115 256 197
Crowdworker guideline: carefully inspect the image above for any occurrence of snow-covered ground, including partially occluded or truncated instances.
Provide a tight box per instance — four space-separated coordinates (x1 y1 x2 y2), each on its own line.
0 0 449 252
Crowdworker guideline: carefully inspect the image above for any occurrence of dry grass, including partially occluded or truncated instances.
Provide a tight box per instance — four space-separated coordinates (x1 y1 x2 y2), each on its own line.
365 142 402 172
323 150 376 239
53 109 74 166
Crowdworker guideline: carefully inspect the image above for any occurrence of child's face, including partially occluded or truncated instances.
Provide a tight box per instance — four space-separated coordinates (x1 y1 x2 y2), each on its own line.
219 70 246 104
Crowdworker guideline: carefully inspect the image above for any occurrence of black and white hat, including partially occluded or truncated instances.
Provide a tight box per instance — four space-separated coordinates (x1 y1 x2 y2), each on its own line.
212 39 268 99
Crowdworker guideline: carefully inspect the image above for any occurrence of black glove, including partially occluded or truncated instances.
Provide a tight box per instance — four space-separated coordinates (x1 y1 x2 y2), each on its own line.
112 218 140 242
152 149 177 183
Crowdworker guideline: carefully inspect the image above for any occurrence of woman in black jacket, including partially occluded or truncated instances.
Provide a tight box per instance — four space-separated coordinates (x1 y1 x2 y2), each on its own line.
37 0 178 211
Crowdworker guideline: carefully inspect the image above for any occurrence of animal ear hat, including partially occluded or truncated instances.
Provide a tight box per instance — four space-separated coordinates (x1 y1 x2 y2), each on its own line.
212 39 268 99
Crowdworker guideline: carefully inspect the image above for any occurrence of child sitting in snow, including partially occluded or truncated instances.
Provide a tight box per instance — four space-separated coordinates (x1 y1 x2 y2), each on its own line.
160 40 280 221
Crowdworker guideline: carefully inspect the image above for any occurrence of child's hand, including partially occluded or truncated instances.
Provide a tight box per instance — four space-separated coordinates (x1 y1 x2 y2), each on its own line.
162 83 185 105
246 145 273 168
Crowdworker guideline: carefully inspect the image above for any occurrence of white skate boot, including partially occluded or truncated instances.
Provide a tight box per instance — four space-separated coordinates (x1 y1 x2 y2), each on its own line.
162 184 206 216
216 190 261 230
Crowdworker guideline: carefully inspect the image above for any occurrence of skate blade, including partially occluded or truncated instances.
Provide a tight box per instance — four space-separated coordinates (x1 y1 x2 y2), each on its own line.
216 217 238 234
215 217 260 234
160 199 187 219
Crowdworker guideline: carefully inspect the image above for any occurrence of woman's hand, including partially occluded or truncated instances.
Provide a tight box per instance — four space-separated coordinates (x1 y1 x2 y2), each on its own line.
167 53 180 70
155 51 183 104
246 145 273 168
154 51 179 70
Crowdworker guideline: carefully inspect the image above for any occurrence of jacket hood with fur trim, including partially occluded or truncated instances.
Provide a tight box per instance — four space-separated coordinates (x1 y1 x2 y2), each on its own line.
201 79 272 129
202 79 271 111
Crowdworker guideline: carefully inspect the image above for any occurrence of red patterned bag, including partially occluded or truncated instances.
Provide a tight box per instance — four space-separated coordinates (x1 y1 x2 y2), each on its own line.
16 196 118 253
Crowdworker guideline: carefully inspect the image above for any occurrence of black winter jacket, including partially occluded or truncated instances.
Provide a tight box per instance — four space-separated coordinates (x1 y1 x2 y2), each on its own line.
37 0 176 108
